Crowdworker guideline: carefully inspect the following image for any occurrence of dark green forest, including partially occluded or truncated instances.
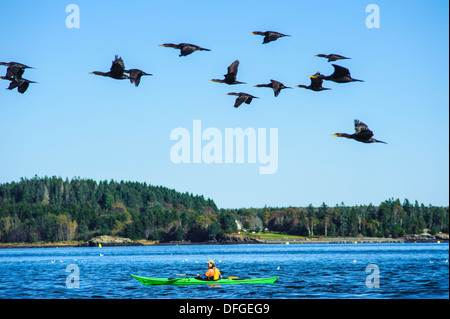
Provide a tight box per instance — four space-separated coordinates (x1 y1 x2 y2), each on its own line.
0 176 448 243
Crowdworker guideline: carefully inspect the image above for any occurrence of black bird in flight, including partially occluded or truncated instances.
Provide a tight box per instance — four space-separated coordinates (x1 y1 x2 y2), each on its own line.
318 64 364 83
1 76 37 94
0 61 34 79
226 92 259 108
296 73 331 91
255 79 292 97
159 43 211 56
315 54 351 62
90 55 129 80
251 31 290 44
210 60 245 85
332 120 387 144
124 69 152 87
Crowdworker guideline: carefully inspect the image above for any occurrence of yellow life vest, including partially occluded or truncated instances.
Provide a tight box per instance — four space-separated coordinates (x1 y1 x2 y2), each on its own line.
213 267 221 280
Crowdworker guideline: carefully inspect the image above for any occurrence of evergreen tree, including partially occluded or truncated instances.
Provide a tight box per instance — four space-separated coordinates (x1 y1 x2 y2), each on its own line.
0 176 448 243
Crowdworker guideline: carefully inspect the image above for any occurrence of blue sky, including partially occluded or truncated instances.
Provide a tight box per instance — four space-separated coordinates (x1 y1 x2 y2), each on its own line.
0 1 448 209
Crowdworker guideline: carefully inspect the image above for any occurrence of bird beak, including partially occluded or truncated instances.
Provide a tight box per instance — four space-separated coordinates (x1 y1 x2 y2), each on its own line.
331 134 338 136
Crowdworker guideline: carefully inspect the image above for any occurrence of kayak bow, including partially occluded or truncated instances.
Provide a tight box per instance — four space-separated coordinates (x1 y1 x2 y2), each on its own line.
131 274 278 285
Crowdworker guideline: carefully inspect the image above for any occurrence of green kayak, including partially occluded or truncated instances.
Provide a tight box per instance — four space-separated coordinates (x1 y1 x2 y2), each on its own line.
131 274 279 286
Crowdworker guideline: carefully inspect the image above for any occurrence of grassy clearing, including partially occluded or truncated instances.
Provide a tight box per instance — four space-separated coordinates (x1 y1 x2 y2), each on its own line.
236 231 308 240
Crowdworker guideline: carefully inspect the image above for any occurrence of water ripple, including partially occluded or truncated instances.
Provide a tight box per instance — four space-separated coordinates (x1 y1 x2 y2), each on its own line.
0 243 448 299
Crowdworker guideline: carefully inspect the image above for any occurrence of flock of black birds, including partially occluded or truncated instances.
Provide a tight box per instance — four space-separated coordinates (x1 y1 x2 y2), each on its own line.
0 62 36 94
1 30 386 144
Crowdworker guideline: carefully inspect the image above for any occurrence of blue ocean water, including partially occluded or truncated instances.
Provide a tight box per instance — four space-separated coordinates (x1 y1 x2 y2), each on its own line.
0 243 448 299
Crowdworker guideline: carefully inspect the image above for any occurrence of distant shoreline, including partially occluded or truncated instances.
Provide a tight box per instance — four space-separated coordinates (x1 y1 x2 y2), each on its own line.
0 235 447 249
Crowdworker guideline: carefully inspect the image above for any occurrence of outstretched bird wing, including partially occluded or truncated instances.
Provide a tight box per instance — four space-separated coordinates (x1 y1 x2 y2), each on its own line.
234 94 255 107
234 95 247 108
224 60 239 82
227 60 239 76
331 64 351 78
244 96 253 104
18 81 30 94
264 34 278 43
127 69 141 86
270 80 281 96
265 31 289 43
6 79 20 90
354 120 373 138
180 45 196 56
110 56 125 76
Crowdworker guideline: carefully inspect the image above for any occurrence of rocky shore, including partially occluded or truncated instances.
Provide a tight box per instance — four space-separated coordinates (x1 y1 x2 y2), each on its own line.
82 235 144 247
157 234 261 246
0 232 447 249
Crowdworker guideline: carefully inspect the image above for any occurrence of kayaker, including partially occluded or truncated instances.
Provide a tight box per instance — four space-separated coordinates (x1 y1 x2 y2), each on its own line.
196 259 221 281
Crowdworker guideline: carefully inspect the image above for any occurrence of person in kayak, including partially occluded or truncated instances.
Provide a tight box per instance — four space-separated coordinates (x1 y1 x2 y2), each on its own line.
196 259 221 281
